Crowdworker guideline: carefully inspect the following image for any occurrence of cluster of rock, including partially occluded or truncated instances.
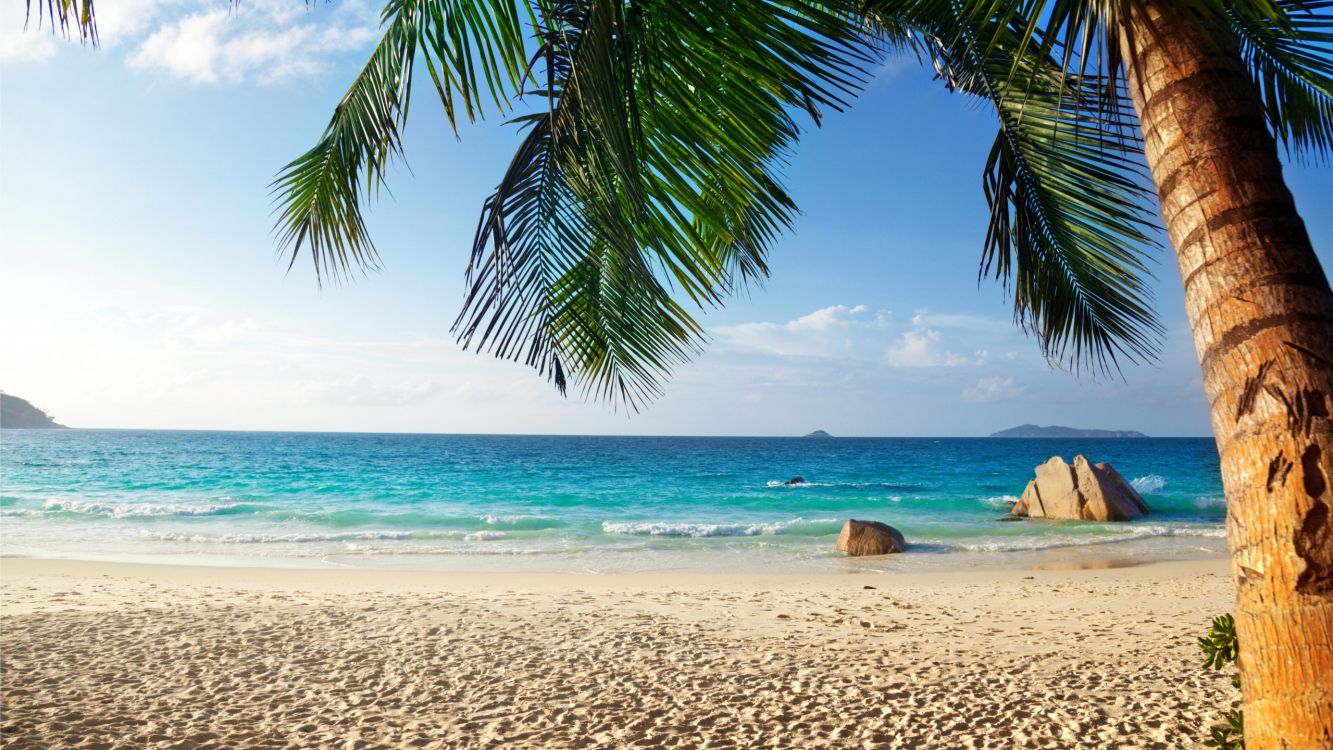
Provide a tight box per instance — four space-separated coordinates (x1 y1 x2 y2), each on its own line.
1011 455 1150 522
829 454 1148 558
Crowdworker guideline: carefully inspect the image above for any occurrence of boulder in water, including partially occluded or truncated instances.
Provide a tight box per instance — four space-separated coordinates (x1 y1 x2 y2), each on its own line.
785 476 805 485
835 519 907 556
1011 456 1150 522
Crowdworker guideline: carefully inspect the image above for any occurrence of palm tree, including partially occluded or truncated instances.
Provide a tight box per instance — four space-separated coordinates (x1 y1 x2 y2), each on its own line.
28 0 1333 745
875 9 1333 746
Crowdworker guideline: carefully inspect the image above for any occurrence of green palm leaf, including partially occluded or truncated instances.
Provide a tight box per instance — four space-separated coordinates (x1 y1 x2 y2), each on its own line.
868 2 1164 371
976 56 1163 372
868 0 1332 370
919 1 1333 153
1222 0 1333 155
452 0 869 407
272 0 528 284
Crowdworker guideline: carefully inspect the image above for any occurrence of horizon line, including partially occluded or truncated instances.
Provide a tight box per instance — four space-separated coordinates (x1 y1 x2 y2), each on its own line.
0 426 1215 439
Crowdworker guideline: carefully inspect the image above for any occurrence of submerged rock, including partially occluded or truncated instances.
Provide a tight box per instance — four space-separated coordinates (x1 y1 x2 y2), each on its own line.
1011 456 1150 522
835 519 907 556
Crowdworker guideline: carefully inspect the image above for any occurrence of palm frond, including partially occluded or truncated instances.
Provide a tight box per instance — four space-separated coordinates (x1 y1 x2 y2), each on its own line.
982 72 1163 371
1220 0 1333 156
903 0 1333 156
24 0 98 45
867 1 1164 371
271 1 417 283
272 0 528 284
453 0 871 407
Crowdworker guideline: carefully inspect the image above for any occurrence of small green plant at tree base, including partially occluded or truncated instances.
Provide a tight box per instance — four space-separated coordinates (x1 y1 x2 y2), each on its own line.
1199 614 1243 749
1206 709 1244 750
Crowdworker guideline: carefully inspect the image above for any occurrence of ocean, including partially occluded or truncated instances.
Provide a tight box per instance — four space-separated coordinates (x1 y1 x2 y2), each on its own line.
0 430 1228 572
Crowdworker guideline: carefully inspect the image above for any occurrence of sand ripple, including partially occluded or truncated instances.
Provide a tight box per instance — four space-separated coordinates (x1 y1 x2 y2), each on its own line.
0 560 1234 749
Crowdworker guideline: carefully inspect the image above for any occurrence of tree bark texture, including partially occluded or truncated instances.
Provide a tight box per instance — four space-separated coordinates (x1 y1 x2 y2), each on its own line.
1121 3 1333 748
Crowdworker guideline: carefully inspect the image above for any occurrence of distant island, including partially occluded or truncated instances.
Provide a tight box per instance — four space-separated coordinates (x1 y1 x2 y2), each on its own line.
803 430 833 438
0 393 67 429
989 424 1147 439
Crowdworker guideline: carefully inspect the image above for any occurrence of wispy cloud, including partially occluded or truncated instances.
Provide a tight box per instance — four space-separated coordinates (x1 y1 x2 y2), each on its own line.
713 304 1013 369
93 0 179 47
0 10 58 62
867 55 919 89
962 376 1026 403
3 0 378 83
127 0 377 84
713 304 890 357
0 296 1214 434
885 314 988 367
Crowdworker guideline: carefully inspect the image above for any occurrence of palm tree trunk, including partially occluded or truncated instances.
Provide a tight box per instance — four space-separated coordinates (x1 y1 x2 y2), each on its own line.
1119 3 1333 747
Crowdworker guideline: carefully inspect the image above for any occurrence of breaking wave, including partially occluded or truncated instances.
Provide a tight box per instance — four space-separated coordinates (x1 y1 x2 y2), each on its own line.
1131 475 1167 494
765 480 918 490
979 494 1019 509
601 517 840 538
138 529 460 544
39 499 260 518
949 524 1227 553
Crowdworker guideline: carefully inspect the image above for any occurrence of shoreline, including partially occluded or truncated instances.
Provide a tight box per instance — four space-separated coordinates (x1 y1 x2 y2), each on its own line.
0 553 1234 588
3 557 1236 748
0 536 1230 576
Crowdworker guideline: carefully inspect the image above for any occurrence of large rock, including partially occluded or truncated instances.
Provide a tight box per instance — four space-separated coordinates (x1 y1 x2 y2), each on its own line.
1011 455 1150 522
835 519 907 556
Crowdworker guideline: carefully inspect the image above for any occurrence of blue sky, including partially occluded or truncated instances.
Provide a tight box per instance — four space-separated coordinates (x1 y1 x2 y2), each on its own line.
2 2 1330 437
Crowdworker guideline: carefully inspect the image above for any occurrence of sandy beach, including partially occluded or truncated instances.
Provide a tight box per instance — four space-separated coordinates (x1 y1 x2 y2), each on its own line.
0 556 1236 749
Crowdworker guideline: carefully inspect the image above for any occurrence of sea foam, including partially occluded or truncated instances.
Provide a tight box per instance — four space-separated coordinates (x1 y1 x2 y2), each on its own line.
138 529 446 544
949 524 1227 552
1131 475 1167 494
464 531 507 541
601 517 839 538
43 499 253 518
979 494 1019 509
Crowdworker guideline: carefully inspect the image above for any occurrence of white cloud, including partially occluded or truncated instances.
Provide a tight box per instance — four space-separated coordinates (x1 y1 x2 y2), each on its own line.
962 376 1026 403
714 304 890 357
789 304 870 331
715 304 1012 368
0 8 58 62
128 10 226 83
3 0 376 82
886 328 941 367
127 1 377 85
886 314 988 367
0 294 1215 435
93 0 178 47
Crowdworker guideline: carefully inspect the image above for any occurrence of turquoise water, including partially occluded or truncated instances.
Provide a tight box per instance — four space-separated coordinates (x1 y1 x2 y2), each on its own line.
0 430 1228 571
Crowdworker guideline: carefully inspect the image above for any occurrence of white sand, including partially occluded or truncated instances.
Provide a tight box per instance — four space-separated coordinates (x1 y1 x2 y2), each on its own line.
0 557 1236 749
